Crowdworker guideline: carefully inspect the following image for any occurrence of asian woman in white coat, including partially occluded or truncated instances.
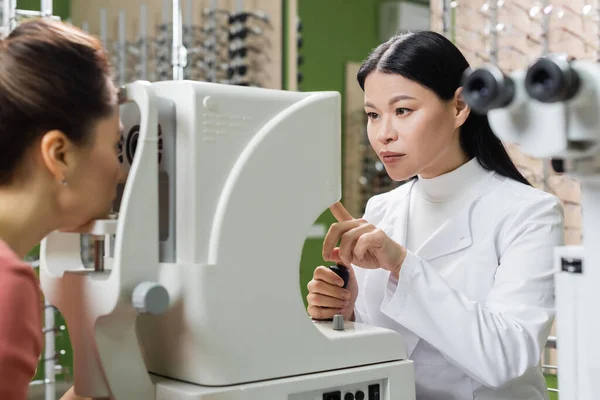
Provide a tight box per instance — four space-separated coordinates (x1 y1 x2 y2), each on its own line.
307 31 564 400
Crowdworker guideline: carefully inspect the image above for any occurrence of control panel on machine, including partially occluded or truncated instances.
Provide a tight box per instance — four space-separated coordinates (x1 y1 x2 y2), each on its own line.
319 382 381 400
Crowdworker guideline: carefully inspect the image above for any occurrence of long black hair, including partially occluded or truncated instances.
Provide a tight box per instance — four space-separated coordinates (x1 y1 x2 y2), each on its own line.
357 31 530 186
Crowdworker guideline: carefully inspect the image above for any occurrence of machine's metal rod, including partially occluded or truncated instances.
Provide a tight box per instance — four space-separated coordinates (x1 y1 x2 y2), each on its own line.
140 3 148 80
44 298 56 400
40 0 52 17
118 10 126 86
2 0 10 33
183 0 193 78
441 0 451 39
172 0 185 80
99 8 107 50
3 0 16 33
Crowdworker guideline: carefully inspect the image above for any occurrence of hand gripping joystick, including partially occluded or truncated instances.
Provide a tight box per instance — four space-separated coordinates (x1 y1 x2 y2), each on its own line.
329 264 349 289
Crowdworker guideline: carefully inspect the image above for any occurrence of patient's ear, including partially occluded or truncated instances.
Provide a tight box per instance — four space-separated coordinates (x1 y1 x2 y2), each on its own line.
39 130 77 183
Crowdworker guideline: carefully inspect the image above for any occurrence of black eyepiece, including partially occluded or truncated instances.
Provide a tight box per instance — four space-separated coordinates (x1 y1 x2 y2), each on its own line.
525 56 580 103
461 65 515 114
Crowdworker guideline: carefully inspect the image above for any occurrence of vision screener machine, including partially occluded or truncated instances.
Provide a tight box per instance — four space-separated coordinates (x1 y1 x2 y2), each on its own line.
39 81 416 400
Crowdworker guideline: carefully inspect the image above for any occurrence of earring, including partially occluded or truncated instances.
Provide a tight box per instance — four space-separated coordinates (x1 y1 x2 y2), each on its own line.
61 180 68 186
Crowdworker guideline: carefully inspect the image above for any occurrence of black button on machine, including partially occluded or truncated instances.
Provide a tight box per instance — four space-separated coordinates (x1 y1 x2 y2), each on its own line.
368 384 381 400
355 390 365 400
323 391 342 400
344 393 355 400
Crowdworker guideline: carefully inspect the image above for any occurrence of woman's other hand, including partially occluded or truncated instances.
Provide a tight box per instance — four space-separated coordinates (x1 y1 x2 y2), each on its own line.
307 264 358 321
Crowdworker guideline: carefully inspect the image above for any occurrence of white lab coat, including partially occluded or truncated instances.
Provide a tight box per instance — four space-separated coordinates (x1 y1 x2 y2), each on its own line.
353 170 564 400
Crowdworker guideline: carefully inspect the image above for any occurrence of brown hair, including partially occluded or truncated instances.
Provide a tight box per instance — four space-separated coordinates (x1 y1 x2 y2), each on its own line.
0 18 116 185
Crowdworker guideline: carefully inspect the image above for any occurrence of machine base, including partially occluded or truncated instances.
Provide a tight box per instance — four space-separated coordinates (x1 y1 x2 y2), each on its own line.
153 360 415 399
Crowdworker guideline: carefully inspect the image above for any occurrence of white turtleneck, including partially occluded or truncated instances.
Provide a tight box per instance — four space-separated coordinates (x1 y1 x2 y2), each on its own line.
406 158 490 253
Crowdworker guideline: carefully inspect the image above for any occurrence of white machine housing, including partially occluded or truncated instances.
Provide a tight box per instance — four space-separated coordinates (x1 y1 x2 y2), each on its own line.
40 81 415 399
485 64 600 160
473 58 600 400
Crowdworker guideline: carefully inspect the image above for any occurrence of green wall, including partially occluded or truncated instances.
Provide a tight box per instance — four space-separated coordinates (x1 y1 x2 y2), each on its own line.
297 0 393 302
16 0 70 19
297 0 389 93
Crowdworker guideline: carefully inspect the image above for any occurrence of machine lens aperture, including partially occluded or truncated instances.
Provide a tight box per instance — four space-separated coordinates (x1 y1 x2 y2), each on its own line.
525 57 580 103
126 125 140 164
470 77 489 99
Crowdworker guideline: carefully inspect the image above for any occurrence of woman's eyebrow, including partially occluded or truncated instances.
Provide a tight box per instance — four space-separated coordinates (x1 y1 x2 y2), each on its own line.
388 95 416 104
364 95 416 108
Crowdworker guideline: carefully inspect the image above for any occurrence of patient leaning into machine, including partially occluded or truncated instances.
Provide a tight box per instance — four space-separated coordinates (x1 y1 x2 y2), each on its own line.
0 18 123 400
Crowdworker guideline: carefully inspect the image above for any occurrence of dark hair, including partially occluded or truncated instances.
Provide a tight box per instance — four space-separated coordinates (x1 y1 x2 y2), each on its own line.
0 18 116 185
357 31 530 186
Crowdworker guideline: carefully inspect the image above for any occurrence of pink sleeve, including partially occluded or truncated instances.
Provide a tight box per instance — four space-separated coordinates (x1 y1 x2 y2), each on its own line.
0 258 43 399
